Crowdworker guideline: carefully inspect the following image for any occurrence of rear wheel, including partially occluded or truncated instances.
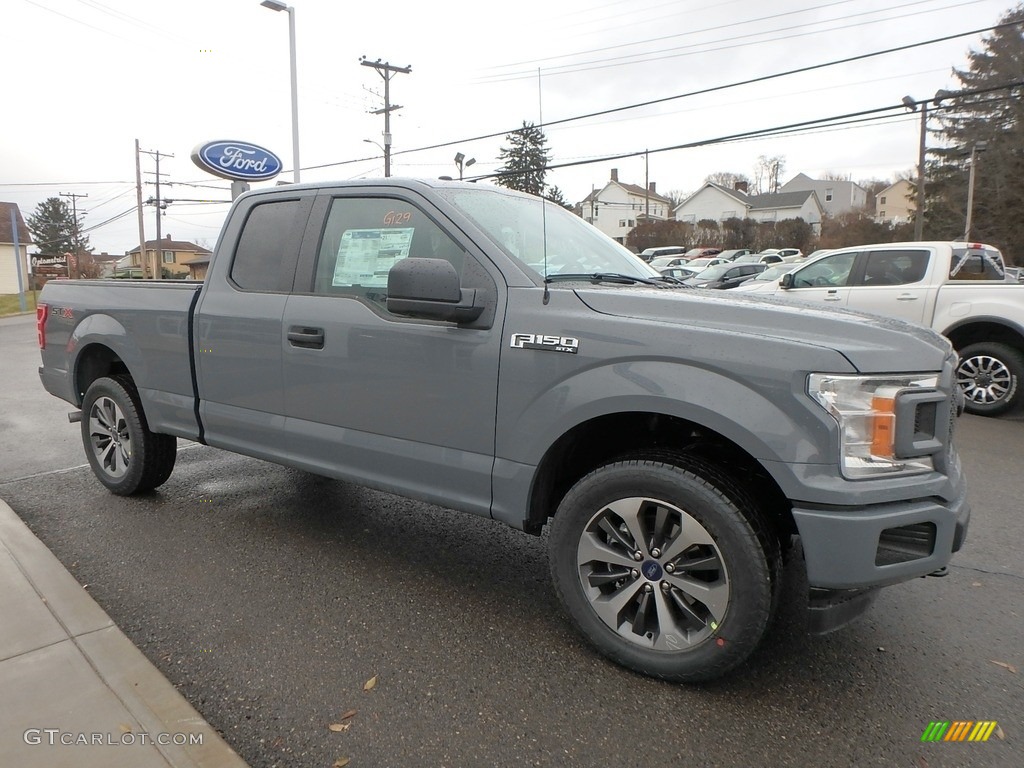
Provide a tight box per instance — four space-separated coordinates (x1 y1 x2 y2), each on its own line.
956 342 1024 416
549 457 776 682
81 375 177 495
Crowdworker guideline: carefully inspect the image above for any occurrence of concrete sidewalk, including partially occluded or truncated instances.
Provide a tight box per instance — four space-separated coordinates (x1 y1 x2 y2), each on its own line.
0 500 249 768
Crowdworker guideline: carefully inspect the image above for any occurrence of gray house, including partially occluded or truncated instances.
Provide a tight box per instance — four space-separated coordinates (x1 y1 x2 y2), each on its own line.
778 173 867 218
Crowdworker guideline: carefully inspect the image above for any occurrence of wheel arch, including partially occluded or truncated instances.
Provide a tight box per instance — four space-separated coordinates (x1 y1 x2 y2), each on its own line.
524 410 794 540
73 343 132 406
68 313 143 405
943 317 1024 354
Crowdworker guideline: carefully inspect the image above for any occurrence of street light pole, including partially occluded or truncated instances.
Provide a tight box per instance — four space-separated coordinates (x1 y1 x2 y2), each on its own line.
964 141 987 241
454 152 475 180
261 0 300 183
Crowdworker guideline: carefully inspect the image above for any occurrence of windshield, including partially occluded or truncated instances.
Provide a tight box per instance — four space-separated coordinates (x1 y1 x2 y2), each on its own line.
694 264 730 280
754 264 795 282
437 185 659 281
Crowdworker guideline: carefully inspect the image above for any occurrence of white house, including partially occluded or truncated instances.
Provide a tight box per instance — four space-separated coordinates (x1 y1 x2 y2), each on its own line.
875 179 915 224
578 168 674 243
778 173 867 217
673 183 824 233
0 202 32 295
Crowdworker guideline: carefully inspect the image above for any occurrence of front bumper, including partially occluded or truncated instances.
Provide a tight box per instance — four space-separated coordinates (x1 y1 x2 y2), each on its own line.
792 487 970 590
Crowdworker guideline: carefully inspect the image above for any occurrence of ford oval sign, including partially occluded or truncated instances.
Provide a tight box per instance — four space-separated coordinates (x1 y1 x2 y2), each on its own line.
191 140 282 182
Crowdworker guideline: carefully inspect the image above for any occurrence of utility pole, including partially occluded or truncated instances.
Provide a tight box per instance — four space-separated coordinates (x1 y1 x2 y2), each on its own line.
360 57 411 177
59 192 88 278
914 102 928 241
140 148 174 279
644 150 650 220
135 140 148 278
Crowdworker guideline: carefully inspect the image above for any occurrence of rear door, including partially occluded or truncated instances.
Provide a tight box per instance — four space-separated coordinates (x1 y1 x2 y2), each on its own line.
194 191 314 456
280 188 505 515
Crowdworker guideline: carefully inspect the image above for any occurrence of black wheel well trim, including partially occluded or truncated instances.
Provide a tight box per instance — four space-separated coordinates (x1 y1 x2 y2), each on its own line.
524 411 794 538
942 317 1024 352
73 343 131 406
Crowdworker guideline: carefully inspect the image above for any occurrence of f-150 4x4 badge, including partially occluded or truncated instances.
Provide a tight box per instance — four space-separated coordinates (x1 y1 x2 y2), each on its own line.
510 333 579 354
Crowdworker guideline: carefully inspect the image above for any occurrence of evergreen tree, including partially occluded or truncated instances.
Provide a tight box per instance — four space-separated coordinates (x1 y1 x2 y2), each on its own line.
27 197 90 256
495 121 551 196
927 6 1024 262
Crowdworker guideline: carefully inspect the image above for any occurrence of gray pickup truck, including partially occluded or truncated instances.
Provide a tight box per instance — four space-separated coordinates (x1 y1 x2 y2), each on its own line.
37 179 969 682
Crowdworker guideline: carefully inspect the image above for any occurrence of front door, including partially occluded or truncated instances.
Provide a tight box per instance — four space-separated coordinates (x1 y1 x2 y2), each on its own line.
779 250 858 307
281 191 505 516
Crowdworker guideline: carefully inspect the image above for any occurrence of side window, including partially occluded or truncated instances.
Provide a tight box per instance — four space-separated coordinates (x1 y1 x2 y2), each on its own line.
860 250 929 286
231 199 301 291
312 197 467 308
793 252 856 288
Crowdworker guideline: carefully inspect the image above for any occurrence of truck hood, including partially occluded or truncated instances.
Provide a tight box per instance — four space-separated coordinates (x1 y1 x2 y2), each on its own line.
574 287 951 373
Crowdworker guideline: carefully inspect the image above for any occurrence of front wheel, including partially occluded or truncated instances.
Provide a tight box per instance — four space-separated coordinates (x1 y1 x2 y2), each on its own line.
548 458 775 682
956 342 1024 417
81 375 177 495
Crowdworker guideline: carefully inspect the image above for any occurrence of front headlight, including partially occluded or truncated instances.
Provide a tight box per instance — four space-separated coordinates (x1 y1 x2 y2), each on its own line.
808 373 939 479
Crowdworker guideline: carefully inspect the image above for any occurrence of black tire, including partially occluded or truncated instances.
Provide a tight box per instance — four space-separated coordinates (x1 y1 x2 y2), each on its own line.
549 457 775 682
956 342 1024 417
80 375 177 495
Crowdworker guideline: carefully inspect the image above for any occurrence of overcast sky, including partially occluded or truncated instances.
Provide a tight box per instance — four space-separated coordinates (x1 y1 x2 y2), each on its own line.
1 0 1012 254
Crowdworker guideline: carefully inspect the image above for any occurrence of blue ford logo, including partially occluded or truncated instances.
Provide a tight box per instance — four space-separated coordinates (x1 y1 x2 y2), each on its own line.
641 560 663 580
191 140 282 182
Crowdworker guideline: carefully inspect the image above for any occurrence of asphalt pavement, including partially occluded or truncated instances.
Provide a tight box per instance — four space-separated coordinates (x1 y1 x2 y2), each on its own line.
1 312 1021 768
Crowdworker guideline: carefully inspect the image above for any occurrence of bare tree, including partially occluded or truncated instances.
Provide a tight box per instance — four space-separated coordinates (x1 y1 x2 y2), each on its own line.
753 155 785 194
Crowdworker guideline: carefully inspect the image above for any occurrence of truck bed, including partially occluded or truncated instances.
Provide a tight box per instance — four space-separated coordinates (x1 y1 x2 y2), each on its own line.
37 279 204 440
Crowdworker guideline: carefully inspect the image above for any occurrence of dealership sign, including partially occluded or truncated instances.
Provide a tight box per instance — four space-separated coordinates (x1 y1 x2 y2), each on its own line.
191 140 282 182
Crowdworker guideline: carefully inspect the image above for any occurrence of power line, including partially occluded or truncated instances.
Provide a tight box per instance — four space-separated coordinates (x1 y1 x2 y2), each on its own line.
302 20 1022 175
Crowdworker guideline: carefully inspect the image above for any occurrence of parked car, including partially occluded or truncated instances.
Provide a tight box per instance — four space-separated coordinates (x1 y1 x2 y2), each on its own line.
733 252 786 266
732 262 800 291
684 256 728 270
683 247 722 260
684 262 767 289
776 248 804 261
717 249 753 261
639 246 687 262
649 256 690 269
658 266 699 281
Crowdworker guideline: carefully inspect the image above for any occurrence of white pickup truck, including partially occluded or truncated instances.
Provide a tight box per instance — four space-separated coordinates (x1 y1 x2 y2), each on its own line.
733 241 1024 416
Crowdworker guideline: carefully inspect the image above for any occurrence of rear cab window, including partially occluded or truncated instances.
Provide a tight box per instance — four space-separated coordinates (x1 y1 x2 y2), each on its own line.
949 245 1005 281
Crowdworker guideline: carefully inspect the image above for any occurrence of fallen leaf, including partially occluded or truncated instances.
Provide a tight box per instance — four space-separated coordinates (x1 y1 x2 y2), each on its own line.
340 709 357 721
972 581 983 587
989 660 1018 674
328 723 350 733
994 724 1006 741
333 759 351 767
119 723 133 734
363 675 378 691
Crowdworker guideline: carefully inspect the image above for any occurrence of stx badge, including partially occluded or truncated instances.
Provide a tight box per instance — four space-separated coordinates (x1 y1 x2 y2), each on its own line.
510 333 579 354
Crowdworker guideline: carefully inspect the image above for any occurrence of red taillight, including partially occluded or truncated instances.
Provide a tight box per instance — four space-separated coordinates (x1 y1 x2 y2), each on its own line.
36 303 48 349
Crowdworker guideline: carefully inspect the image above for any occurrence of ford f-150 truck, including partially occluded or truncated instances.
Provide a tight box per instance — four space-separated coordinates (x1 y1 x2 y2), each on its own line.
37 179 969 682
732 241 1024 416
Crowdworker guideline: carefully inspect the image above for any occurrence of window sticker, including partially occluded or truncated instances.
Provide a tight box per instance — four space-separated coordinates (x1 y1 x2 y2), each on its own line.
332 227 415 287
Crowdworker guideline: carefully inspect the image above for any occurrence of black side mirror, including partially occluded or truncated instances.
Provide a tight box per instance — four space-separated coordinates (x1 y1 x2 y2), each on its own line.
780 273 795 289
387 258 484 323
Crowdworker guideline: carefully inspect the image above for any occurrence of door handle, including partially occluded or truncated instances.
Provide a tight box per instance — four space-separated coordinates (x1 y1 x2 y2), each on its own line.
896 294 918 301
287 326 324 349
824 291 841 301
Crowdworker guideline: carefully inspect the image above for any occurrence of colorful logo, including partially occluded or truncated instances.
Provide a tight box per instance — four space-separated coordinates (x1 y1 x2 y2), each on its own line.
190 140 282 182
921 721 998 742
